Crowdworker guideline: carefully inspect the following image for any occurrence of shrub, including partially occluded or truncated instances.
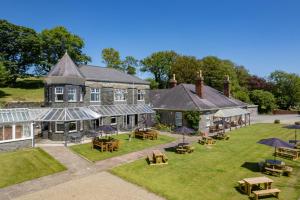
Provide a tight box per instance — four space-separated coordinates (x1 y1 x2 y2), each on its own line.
250 90 277 113
274 119 280 124
184 111 200 130
155 123 172 132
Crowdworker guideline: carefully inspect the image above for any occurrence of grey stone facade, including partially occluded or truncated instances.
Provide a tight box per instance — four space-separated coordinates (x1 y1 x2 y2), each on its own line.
0 139 32 152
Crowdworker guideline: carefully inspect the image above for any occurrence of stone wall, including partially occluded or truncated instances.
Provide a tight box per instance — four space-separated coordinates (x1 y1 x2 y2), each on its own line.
0 139 32 151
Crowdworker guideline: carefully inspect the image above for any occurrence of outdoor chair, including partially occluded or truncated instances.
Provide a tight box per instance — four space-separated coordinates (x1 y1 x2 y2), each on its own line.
69 132 83 143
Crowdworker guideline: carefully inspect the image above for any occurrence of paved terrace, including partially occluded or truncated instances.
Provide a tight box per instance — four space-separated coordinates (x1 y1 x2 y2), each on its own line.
0 133 199 200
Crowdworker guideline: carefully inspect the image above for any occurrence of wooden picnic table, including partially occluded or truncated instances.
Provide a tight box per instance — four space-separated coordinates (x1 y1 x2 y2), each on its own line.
148 150 168 165
275 147 300 160
243 176 274 196
199 136 216 145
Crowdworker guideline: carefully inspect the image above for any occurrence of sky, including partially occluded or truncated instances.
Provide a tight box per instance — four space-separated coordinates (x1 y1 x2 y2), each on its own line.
1 0 300 78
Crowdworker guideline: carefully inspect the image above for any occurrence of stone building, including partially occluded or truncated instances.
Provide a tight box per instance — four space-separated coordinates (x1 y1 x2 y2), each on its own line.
0 53 154 150
150 72 258 132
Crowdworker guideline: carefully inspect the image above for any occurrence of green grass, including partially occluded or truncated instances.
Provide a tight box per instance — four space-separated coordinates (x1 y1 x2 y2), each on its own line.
70 134 176 162
0 77 44 103
111 124 300 200
0 148 66 188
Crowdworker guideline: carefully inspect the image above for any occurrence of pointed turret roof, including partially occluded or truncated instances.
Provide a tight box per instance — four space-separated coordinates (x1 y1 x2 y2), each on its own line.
45 52 85 85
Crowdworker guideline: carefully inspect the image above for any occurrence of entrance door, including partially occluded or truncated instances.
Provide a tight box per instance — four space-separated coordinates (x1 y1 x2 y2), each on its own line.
134 114 138 126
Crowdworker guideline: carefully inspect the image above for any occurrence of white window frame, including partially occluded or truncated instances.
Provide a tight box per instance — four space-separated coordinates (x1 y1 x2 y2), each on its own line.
137 90 145 101
114 89 127 101
68 88 77 102
55 122 65 133
69 121 77 132
0 123 33 144
90 88 101 102
111 116 117 125
55 87 64 102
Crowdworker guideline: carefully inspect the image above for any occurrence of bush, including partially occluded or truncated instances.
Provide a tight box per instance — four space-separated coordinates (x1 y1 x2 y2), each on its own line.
274 119 280 124
184 111 200 130
155 123 172 132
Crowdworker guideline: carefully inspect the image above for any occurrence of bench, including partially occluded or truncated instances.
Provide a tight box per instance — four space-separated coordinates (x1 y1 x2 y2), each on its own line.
283 166 293 176
252 188 280 200
147 154 154 164
264 167 282 177
237 180 245 192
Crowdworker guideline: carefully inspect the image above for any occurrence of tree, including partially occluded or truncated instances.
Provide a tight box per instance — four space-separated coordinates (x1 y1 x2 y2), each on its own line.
199 56 239 93
269 71 300 109
0 61 9 86
247 75 273 91
171 55 202 84
233 90 251 103
250 90 277 113
122 56 138 75
235 65 250 88
101 48 122 70
0 20 41 85
141 51 178 89
145 78 159 89
37 26 90 75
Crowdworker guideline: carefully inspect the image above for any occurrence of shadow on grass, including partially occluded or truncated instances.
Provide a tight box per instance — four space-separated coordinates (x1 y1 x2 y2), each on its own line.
164 146 177 153
241 161 261 172
0 90 9 98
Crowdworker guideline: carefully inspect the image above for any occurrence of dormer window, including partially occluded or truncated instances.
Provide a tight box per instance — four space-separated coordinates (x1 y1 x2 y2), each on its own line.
114 89 127 101
137 90 145 101
68 88 77 102
55 87 64 102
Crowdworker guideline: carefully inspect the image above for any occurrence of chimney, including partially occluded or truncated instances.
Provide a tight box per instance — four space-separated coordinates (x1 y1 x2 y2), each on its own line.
195 70 204 98
169 74 177 88
224 75 230 97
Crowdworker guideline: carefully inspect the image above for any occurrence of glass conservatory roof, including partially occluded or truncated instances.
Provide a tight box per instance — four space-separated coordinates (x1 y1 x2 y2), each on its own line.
213 108 250 118
89 104 155 117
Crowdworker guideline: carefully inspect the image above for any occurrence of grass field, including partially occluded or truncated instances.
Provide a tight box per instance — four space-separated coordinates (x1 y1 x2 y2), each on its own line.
0 148 66 188
70 134 176 162
0 77 44 104
111 124 300 200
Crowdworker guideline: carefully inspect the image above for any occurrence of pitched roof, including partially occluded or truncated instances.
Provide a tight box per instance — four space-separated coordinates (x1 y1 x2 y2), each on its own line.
47 52 84 78
150 84 248 111
79 65 149 85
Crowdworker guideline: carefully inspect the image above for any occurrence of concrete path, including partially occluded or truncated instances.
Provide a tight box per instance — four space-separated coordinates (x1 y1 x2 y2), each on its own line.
13 172 164 200
0 133 193 200
252 114 300 124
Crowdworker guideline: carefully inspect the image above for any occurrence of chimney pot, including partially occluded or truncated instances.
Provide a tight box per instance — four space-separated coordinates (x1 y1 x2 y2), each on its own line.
169 73 177 88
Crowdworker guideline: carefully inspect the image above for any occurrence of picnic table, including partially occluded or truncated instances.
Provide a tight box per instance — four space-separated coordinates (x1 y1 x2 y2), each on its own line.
134 128 158 140
264 159 293 176
243 176 274 196
147 150 168 165
92 137 120 152
275 147 300 160
199 136 216 145
176 143 194 154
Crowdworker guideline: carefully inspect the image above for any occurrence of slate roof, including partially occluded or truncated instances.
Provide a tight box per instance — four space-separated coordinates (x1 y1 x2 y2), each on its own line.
47 52 84 78
79 65 149 85
150 84 248 111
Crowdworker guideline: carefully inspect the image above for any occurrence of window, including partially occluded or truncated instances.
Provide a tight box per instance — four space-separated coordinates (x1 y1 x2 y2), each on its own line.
69 122 77 132
111 116 117 125
175 112 183 127
55 87 64 102
138 90 145 101
68 88 76 102
56 122 65 132
90 88 100 102
3 125 13 140
0 125 3 141
114 89 127 101
15 125 23 139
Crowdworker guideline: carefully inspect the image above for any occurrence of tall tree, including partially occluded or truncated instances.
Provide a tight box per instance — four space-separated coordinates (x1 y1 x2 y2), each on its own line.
199 56 239 93
247 75 273 91
0 20 41 85
269 71 300 109
37 26 90 75
171 55 202 84
141 51 178 88
101 48 122 70
250 90 277 113
122 56 138 75
235 65 251 88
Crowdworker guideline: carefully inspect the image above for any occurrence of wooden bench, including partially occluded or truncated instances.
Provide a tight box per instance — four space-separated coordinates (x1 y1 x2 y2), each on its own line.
252 188 280 200
264 167 282 177
275 147 299 160
237 180 245 192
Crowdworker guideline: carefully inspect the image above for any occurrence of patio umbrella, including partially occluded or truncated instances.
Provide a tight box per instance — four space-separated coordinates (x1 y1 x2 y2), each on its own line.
174 126 195 144
284 123 300 143
96 125 117 137
257 138 295 161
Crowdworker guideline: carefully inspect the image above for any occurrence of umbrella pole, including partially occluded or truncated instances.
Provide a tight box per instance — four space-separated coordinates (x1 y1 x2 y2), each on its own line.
295 129 297 142
274 147 276 161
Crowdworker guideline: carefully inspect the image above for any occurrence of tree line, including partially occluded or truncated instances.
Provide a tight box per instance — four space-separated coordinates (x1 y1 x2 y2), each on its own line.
1 19 299 113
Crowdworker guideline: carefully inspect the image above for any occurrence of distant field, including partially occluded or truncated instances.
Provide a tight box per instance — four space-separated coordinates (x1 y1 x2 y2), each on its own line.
0 78 44 104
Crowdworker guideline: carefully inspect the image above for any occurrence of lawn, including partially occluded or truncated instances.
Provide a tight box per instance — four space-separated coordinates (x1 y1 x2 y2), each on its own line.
0 77 44 104
70 134 176 162
0 148 66 188
111 124 300 200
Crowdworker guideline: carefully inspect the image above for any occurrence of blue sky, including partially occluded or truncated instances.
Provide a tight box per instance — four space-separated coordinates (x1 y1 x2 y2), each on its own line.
1 0 300 78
